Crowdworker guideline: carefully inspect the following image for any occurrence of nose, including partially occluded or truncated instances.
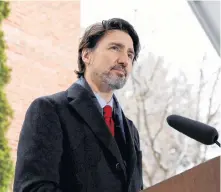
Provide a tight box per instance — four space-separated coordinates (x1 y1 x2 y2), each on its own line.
117 53 130 67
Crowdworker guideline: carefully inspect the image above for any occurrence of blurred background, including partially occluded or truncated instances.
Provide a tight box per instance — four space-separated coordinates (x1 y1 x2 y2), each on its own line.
0 0 220 191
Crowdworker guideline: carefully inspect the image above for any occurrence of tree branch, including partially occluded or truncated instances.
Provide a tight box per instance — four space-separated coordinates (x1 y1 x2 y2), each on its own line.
207 67 221 124
142 161 153 186
140 72 169 179
131 71 141 129
201 67 221 162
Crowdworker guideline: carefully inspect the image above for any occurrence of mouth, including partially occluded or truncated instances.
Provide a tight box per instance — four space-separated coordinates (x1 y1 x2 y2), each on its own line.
111 69 126 76
111 66 126 76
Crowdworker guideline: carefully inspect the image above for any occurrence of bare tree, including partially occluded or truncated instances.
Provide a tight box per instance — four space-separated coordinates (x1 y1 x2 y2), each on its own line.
201 66 221 162
117 52 221 188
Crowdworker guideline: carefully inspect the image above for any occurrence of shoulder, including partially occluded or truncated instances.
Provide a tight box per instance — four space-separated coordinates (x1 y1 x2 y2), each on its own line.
27 90 68 113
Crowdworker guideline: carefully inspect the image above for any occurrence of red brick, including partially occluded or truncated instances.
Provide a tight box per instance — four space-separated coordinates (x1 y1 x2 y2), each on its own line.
2 1 81 162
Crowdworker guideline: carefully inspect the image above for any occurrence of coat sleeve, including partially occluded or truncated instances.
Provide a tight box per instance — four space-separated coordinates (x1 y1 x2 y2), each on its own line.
13 97 63 192
134 126 144 190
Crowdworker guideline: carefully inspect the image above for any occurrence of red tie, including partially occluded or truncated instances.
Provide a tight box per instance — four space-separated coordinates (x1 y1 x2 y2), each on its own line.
103 105 115 136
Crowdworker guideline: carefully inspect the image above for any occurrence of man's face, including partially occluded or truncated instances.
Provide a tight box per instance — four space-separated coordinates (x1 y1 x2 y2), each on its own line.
82 30 135 90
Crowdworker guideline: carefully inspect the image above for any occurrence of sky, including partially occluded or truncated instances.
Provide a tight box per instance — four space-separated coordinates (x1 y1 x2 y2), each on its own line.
81 0 220 82
81 0 221 157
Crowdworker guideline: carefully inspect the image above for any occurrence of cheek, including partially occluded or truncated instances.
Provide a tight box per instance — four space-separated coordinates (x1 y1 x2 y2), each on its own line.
127 63 133 73
92 58 109 73
92 52 115 72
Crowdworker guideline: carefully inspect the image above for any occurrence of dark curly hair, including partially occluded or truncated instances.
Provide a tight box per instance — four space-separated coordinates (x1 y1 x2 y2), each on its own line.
75 18 141 78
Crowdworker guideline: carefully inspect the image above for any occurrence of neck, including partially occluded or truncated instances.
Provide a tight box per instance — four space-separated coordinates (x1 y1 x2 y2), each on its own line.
84 75 113 103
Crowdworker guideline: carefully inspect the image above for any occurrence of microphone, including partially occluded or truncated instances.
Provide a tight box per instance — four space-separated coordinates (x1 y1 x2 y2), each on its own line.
166 114 220 147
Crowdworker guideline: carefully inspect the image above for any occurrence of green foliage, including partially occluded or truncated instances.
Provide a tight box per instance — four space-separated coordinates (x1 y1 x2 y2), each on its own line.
0 1 14 192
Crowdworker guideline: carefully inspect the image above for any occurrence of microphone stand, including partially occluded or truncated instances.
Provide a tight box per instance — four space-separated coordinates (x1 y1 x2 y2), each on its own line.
215 141 221 147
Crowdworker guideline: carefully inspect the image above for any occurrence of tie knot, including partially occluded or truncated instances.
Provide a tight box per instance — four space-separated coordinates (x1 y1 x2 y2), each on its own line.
103 105 113 118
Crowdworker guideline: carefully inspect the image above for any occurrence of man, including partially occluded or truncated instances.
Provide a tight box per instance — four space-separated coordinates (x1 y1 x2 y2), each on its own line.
14 18 143 192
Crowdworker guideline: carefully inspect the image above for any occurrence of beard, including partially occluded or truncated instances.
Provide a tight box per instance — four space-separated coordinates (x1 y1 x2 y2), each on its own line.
92 67 128 90
102 71 127 90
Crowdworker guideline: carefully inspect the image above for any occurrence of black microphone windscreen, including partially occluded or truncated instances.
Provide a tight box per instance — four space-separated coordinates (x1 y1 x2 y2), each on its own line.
166 115 219 145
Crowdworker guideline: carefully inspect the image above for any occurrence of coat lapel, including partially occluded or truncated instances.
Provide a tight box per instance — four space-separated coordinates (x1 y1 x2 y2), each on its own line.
113 95 137 184
67 81 127 179
121 111 137 185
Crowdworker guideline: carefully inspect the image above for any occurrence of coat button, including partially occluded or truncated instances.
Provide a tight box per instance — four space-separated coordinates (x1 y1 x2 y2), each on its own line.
116 163 121 171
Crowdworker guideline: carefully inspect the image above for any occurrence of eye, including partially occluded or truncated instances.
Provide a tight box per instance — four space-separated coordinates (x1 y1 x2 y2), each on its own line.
128 53 134 60
111 46 120 51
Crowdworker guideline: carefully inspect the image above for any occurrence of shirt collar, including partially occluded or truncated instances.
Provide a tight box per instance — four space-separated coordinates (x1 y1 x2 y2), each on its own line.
77 76 114 109
94 93 114 109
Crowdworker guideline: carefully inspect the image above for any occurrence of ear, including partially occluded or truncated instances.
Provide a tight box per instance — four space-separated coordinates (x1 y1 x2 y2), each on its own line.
81 48 92 65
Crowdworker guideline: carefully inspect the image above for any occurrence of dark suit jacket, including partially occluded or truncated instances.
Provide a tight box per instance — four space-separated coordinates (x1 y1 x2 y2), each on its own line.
13 78 143 192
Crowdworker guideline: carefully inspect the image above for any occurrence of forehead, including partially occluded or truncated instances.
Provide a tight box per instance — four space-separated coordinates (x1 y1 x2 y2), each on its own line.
98 30 134 50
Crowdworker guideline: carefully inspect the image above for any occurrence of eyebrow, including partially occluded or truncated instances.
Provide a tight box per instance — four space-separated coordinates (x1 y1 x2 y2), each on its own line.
109 42 135 55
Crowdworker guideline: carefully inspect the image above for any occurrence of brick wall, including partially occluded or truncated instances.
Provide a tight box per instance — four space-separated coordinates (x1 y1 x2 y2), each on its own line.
2 1 80 162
